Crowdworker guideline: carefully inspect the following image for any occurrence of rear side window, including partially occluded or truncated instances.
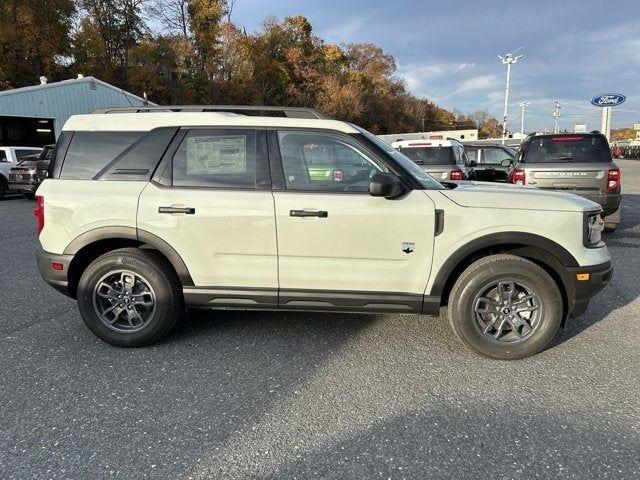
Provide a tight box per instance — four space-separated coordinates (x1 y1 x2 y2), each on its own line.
172 129 259 188
524 136 611 163
465 148 478 162
60 132 143 179
398 146 455 165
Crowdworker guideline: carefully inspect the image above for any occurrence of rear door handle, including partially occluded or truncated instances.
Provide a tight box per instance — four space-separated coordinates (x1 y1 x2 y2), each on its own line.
158 206 196 214
290 209 328 218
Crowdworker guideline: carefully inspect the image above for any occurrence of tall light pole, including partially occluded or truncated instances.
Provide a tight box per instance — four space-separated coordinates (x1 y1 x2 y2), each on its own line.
519 101 530 135
553 101 561 134
498 52 524 144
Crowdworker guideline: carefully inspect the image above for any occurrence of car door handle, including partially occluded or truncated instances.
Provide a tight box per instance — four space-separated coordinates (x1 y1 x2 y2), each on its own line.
158 206 196 214
289 209 328 218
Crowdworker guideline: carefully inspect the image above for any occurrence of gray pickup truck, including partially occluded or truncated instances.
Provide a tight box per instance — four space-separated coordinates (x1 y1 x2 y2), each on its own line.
508 132 621 231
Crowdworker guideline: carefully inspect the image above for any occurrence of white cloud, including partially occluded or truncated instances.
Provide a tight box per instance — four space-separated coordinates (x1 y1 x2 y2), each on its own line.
455 62 476 72
453 74 501 94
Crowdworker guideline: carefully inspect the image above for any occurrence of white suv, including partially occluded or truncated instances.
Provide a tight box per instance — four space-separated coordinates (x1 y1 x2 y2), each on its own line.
35 106 612 359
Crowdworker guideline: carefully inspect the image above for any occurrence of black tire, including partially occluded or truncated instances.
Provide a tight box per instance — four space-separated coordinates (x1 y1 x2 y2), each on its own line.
23 192 35 200
77 248 183 347
604 223 618 233
0 177 6 200
447 254 563 360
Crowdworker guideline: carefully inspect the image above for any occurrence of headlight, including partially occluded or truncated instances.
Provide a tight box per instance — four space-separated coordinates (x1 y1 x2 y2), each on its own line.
584 211 605 247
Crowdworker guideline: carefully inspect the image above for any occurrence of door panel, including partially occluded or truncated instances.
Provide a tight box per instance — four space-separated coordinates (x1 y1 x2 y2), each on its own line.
273 190 436 294
138 184 277 288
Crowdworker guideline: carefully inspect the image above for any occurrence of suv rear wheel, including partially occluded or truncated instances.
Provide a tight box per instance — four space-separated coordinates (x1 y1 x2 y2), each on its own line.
447 254 563 360
77 248 183 347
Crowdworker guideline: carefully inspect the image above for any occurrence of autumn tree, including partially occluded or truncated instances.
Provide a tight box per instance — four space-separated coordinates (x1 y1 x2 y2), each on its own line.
0 0 76 87
76 0 148 80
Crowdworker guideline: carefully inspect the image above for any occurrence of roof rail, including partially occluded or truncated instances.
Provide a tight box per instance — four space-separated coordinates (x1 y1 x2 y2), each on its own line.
91 105 333 120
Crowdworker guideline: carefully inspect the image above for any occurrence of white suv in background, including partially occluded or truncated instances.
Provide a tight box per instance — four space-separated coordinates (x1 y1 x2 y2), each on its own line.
391 138 476 181
35 106 611 359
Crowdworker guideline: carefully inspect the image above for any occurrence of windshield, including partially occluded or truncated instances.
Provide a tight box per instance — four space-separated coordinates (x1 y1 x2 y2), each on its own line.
354 127 444 190
397 146 455 166
524 135 611 163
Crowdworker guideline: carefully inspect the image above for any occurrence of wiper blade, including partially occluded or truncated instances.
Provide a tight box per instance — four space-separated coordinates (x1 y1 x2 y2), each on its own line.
549 156 574 162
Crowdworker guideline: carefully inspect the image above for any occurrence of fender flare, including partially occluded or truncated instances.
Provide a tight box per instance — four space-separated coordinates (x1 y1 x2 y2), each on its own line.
63 226 194 286
429 231 579 297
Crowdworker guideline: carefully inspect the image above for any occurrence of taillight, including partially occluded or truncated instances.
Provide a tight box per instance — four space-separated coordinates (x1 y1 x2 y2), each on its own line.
607 168 620 192
34 195 44 235
512 167 526 186
332 169 344 182
449 169 464 181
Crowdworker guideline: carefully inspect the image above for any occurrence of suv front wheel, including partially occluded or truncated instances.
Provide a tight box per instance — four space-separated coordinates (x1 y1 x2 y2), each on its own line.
447 254 563 359
77 248 183 347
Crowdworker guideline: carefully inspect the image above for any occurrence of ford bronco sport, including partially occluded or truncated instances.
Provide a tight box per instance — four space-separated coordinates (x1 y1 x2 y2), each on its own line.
509 132 621 232
35 106 612 359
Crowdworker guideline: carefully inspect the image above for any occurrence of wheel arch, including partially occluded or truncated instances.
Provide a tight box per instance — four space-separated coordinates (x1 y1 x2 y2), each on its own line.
431 232 577 320
65 227 193 298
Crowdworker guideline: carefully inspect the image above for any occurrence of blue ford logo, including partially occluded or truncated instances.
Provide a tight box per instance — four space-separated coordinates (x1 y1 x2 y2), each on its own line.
591 94 626 107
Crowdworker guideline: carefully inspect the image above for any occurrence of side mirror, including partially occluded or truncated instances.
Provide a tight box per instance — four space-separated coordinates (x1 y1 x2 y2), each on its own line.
369 172 406 199
501 159 512 167
468 160 478 168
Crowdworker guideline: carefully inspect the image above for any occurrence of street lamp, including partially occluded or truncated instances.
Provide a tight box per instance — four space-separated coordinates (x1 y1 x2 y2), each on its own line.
519 101 530 135
553 101 561 134
498 52 524 144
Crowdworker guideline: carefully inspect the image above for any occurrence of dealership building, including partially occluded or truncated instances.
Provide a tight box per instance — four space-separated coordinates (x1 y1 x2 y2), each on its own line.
0 76 152 145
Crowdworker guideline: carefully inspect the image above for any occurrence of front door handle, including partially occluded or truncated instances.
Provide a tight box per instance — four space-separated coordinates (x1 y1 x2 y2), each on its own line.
158 206 196 214
290 209 328 218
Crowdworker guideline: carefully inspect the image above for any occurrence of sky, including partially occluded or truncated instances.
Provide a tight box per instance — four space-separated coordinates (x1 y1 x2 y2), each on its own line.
231 0 640 132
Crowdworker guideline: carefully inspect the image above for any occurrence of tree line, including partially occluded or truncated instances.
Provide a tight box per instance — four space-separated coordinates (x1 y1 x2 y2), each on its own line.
0 0 502 136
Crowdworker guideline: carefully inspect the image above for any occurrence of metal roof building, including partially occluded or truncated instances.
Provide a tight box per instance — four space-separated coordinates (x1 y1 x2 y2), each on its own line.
0 76 154 137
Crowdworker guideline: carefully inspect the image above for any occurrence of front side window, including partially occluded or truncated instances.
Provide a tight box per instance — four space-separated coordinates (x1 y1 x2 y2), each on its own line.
278 131 383 192
172 129 258 188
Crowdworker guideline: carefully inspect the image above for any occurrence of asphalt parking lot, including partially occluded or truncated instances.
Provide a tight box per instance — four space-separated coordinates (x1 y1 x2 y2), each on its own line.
1 163 639 480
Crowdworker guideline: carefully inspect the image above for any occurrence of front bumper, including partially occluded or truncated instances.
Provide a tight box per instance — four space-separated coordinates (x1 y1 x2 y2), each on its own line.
36 248 74 298
567 260 613 318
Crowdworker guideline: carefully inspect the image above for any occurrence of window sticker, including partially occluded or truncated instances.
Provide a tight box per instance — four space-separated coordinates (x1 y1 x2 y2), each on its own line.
186 135 247 175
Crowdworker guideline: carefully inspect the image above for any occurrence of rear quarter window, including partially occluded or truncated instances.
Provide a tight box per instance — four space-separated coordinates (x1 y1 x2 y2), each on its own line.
60 131 143 179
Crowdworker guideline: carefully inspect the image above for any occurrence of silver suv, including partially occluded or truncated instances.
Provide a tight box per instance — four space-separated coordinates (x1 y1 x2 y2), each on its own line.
510 133 621 231
391 138 475 181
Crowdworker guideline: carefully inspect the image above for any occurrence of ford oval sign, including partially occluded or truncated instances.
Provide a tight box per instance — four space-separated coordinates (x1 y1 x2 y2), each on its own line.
591 93 626 107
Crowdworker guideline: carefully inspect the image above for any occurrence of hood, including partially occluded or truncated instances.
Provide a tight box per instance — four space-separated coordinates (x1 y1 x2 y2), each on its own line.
440 181 601 212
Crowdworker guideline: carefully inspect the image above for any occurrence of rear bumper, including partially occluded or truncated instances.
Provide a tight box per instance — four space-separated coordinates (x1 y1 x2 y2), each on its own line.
9 183 38 193
567 261 613 318
36 248 74 298
577 192 620 216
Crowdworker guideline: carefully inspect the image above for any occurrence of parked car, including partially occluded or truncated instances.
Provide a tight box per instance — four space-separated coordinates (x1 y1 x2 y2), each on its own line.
8 144 55 198
35 106 611 359
0 146 42 200
508 132 621 232
463 143 516 182
391 138 476 181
